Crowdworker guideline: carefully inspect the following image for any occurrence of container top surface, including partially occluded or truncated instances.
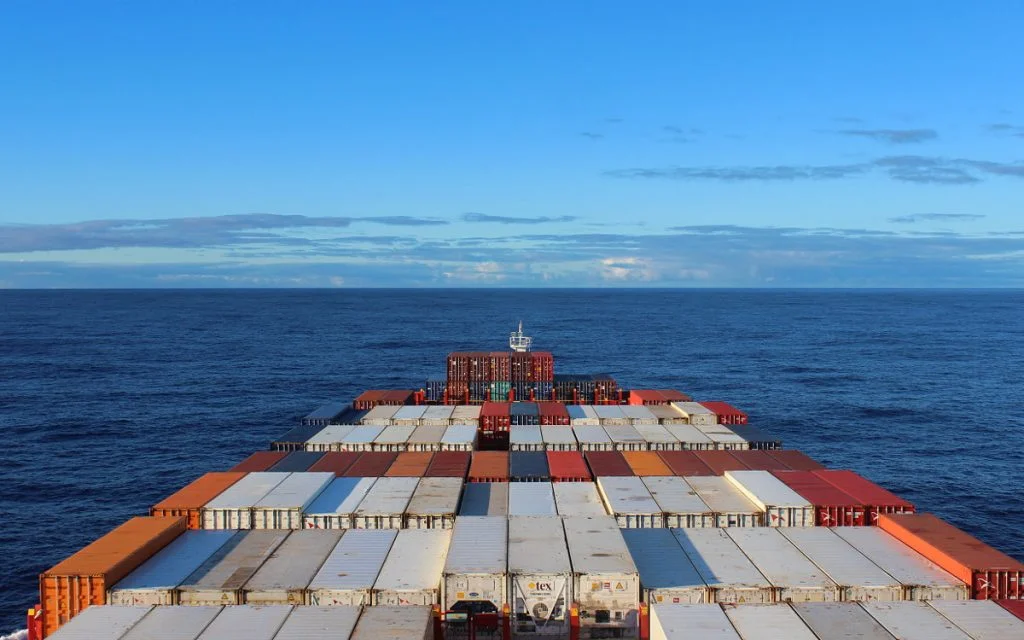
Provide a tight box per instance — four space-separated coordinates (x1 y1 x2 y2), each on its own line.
510 424 543 443
671 528 770 588
244 530 345 591
46 606 153 640
647 404 686 420
451 405 482 419
354 476 420 515
508 516 571 574
592 405 626 419
725 470 813 508
269 451 325 473
350 606 431 640
685 475 762 514
779 528 902 588
604 424 646 442
442 424 478 443
111 530 237 591
196 604 294 640
508 482 557 516
305 477 377 515
305 402 349 420
880 513 1024 568
927 600 1024 637
203 472 290 509
306 425 356 444
722 604 818 640
408 424 448 442
119 606 223 640
510 402 539 416
573 425 611 442
509 451 549 477
180 530 290 591
726 528 838 590
672 402 716 416
342 425 387 443
831 527 965 587
273 424 329 445
562 516 637 575
621 528 705 592
651 604 740 639
623 451 673 476
642 476 712 514
255 472 335 510
664 424 714 444
422 405 455 420
620 406 657 420
392 405 428 420
271 606 361 640
361 404 402 420
632 423 677 442
374 425 416 443
566 405 597 419
553 482 608 517
458 482 509 516
596 476 661 514
791 603 897 640
540 425 578 444
444 516 508 574
861 602 972 640
309 529 398 590
406 476 463 515
373 529 453 591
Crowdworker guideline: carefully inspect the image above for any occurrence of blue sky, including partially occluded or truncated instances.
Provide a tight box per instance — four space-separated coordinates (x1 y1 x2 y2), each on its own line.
1 1 1022 287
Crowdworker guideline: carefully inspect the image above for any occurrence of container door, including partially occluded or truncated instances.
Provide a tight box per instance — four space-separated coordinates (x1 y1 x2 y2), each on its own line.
512 574 569 635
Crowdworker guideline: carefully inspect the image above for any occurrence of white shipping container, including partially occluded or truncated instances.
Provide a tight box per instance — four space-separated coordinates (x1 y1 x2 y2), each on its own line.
642 477 715 529
620 405 659 425
303 477 377 530
791 602 897 640
664 424 714 450
647 404 688 425
391 405 428 426
458 482 508 516
350 606 432 640
195 604 294 640
272 606 362 640
339 425 386 451
109 530 238 605
671 402 718 426
406 424 448 451
573 425 614 451
507 516 572 634
696 425 750 451
541 425 578 451
373 425 415 451
596 476 664 528
593 404 629 425
352 476 419 529
450 405 481 425
861 602 972 640
553 482 609 517
927 600 1024 639
508 482 557 516
649 603 740 640
722 603 818 640
373 528 453 606
568 405 600 426
202 472 290 530
361 404 402 426
684 476 763 528
253 472 334 529
562 516 640 632
242 530 343 604
724 470 814 527
443 516 508 612
726 528 840 602
621 528 707 604
405 477 463 529
779 528 903 601
307 529 398 606
177 530 290 605
304 425 356 452
510 424 545 451
604 424 648 451
119 605 222 640
633 424 681 451
46 605 152 640
440 424 478 451
421 405 455 426
671 528 773 604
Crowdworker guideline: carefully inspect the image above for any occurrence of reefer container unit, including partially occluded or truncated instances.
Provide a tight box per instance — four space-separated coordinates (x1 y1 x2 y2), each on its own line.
177 530 289 605
722 603 819 640
621 529 707 604
307 452 360 476
596 476 664 528
450 405 481 425
302 477 378 530
360 404 402 426
633 424 681 451
663 424 714 450
790 602 896 640
510 402 541 426
642 476 715 528
671 402 718 426
508 482 558 516
232 451 288 472
349 605 433 640
373 425 415 452
406 477 463 529
304 401 350 426
194 604 293 640
766 450 824 471
726 528 840 602
568 405 600 426
268 451 326 473
440 424 478 451
833 527 969 601
372 528 453 606
879 513 1024 600
386 452 434 477
273 424 329 452
150 472 246 530
342 452 397 477
468 451 510 482
510 451 550 481
620 405 659 425
670 528 774 604
442 516 508 613
779 528 903 601
657 451 715 477
724 470 815 527
684 476 763 528
271 606 361 640
562 517 640 634
538 401 571 425
574 425 614 451
861 601 974 640
699 401 749 425
406 425 448 452
697 451 749 475
108 530 237 605
508 516 573 634
119 605 223 640
541 426 578 451
253 472 334 529
44 605 153 640
352 476 420 529
623 451 673 476
391 405 428 427
339 425 387 451
647 404 688 425
510 424 545 451
553 481 609 517
585 451 633 477
593 404 629 426
307 529 398 606
771 470 866 526
814 470 914 522
649 603 740 640
547 451 592 482
605 425 649 451
928 600 1024 637
421 405 455 426
303 425 356 452
242 530 344 605
202 472 289 530
459 482 509 516
424 451 471 478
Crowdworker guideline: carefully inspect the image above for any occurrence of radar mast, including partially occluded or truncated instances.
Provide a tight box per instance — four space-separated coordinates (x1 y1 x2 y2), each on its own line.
509 321 532 352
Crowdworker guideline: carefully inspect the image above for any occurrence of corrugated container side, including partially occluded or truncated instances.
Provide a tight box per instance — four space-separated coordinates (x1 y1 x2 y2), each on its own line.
726 528 840 602
562 516 640 632
342 452 397 477
671 402 718 426
621 529 707 604
372 425 416 452
670 528 774 604
306 452 360 476
540 425 578 451
231 451 288 472
663 424 714 450
406 424 447 452
386 452 434 477
424 451 470 478
242 530 344 605
302 477 378 530
442 516 508 612
372 529 453 606
684 476 763 528
658 451 715 477
507 516 573 633
791 602 897 640
251 472 334 530
633 423 682 451
623 451 674 476
585 451 633 477
766 450 825 471
547 451 592 482
303 425 356 452
307 529 398 606
480 402 511 431
339 425 387 451
724 470 815 527
352 476 420 530
573 425 613 450
538 401 571 425
468 451 510 482
273 424 330 451
698 401 749 425
779 527 903 602
771 470 866 526
642 476 715 529
604 424 648 451
725 424 782 450
150 472 246 530
405 477 463 529
815 470 915 523
596 476 664 529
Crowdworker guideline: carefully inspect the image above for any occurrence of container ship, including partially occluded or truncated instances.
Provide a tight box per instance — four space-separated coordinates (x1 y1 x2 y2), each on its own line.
28 325 1024 639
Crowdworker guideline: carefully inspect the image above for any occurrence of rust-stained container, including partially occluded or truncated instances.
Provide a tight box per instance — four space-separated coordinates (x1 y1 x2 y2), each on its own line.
307 451 360 476
658 451 715 477
998 599 1024 620
695 451 749 475
424 451 471 478
585 451 633 477
480 402 511 431
622 451 673 477
879 513 1024 600
386 451 434 477
341 452 397 477
698 401 749 425
771 470 866 526
468 451 510 482
230 451 287 472
150 472 246 530
538 401 570 425
39 516 186 637
546 451 592 482
766 450 824 471
729 450 791 471
814 470 914 522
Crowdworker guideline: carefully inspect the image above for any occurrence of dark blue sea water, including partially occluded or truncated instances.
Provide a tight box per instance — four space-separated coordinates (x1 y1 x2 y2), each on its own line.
2 289 1023 632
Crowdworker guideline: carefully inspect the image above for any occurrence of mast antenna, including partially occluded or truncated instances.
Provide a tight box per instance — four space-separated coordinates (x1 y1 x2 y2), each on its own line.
509 321 532 352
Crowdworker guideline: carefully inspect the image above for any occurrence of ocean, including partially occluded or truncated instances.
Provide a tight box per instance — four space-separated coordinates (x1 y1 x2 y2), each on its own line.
1 289 1022 632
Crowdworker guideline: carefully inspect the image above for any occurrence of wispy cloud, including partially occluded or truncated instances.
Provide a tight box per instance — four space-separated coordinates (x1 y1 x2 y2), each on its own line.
987 123 1024 137
580 131 604 140
889 213 987 224
607 164 869 182
839 128 938 144
461 212 578 225
834 116 865 124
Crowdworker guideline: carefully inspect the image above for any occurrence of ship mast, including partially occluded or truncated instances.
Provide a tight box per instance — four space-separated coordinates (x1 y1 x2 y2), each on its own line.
509 321 532 352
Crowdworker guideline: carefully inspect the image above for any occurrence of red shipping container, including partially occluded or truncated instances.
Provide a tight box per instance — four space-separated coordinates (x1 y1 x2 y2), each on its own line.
381 390 414 404
489 351 511 381
879 513 1024 600
353 390 384 410
699 401 749 425
307 452 360 476
230 451 287 472
510 351 532 381
628 390 667 405
480 402 511 431
997 600 1024 621
771 470 866 526
695 451 749 475
656 389 692 402
446 382 469 405
538 402 570 426
547 451 592 481
813 469 914 523
658 451 715 477
730 450 791 471
342 452 397 477
425 451 471 478
531 352 554 382
150 472 246 529
386 452 434 477
468 451 509 482
585 451 633 477
766 450 825 471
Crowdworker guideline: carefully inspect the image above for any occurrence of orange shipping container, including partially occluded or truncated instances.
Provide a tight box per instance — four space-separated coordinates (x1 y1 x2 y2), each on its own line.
386 452 435 477
879 513 1024 600
622 451 673 476
150 472 245 529
230 451 287 472
468 451 509 482
40 516 186 637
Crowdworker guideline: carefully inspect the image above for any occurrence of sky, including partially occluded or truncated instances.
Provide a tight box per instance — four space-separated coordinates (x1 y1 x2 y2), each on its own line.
1 1 1022 288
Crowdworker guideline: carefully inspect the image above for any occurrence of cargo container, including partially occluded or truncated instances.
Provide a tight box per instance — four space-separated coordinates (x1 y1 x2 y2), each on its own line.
405 477 463 529
568 405 600 426
779 528 903 601
693 423 750 450
509 482 557 516
391 405 427 426
268 451 326 473
998 599 1024 620
150 472 246 530
671 402 718 426
658 451 715 477
458 482 509 516
421 405 455 426
450 405 481 425
424 451 470 478
593 404 629 425
511 402 541 426
832 527 970 601
643 476 715 528
605 425 649 451
273 424 330 452
373 425 416 451
698 401 749 425
814 470 915 522
633 424 681 451
350 605 433 640
352 476 420 529
879 513 1024 600
406 424 448 451
303 477 378 530
725 470 815 527
385 451 434 477
538 401 571 425
684 476 763 528
231 451 288 472
361 404 402 426
44 605 153 640
585 451 632 477
306 451 360 476
253 472 334 529
510 451 550 481
728 450 789 471
177 530 289 605
373 528 453 606
547 451 592 482
440 424 477 451
623 451 673 477
861 601 974 640
480 402 511 431
726 425 782 450
647 404 688 425
553 481 608 517
304 401 350 426
510 424 544 451
766 450 825 471
353 390 413 411
929 599 1024 636
118 605 223 640
562 516 640 633
108 530 237 605
670 528 774 604
508 516 572 634
202 472 289 529
442 516 508 613
596 476 664 528
621 529 707 604
649 603 740 640
726 528 840 602
342 452 397 477
339 425 387 451
194 604 293 640
303 425 356 452
468 451 509 482
574 425 614 451
790 602 895 640
620 405 659 425
242 530 343 604
271 606 361 639
663 424 714 450
540 425 578 451
697 451 749 475
722 603 819 640
307 529 397 606
771 470 865 526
